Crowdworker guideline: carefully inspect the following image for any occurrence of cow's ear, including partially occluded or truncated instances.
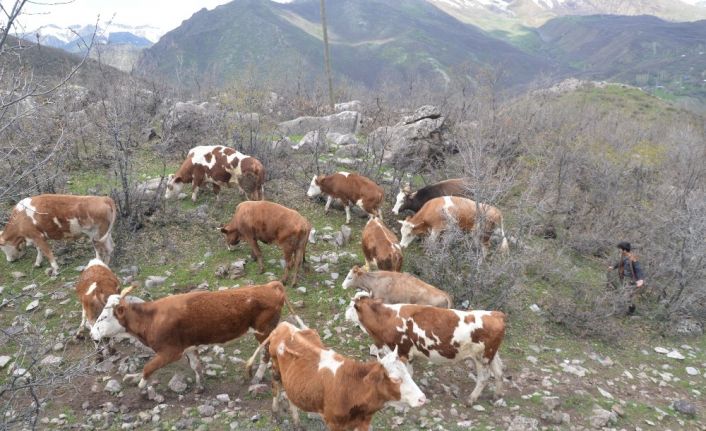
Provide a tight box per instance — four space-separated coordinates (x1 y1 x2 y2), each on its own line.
173 175 183 184
114 303 125 319
219 225 230 234
364 363 386 385
352 265 361 273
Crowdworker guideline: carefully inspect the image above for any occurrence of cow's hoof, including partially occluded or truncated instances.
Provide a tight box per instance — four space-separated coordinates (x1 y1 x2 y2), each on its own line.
75 332 85 341
46 268 58 277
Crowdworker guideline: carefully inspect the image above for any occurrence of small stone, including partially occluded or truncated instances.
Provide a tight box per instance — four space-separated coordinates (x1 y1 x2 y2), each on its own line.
145 276 167 289
297 286 307 294
529 304 541 313
22 283 37 291
25 299 40 312
308 228 317 244
104 379 122 394
672 400 696 417
654 347 669 354
331 272 339 280
589 406 617 428
44 308 55 318
472 404 485 411
168 373 188 393
542 396 561 411
685 367 699 376
340 225 352 243
197 404 215 417
508 415 539 431
667 350 685 360
611 404 625 417
11 271 25 279
597 387 614 399
250 414 261 422
40 355 63 366
248 384 268 395
216 393 230 403
526 355 538 365
0 356 12 368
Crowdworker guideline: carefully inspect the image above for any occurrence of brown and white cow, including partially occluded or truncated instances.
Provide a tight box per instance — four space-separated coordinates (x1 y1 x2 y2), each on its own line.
307 172 384 224
220 201 311 286
361 217 403 272
392 178 472 215
74 258 119 338
164 145 265 202
342 266 452 308
346 293 505 406
245 321 425 430
0 194 116 276
398 196 508 254
91 282 287 391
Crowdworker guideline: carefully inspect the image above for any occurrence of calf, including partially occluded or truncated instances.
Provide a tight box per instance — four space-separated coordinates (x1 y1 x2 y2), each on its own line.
399 196 508 254
361 217 403 271
90 281 286 391
392 178 471 214
165 145 265 202
307 172 384 224
0 194 116 276
245 321 425 430
220 201 311 286
75 258 119 338
342 265 452 308
346 293 505 406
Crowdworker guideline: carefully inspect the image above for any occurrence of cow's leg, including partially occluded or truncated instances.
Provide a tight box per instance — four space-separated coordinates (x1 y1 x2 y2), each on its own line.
281 245 295 285
467 359 491 405
212 183 221 201
93 233 113 264
287 395 301 430
246 238 265 273
271 377 282 415
34 247 43 268
75 309 87 339
288 237 307 286
32 235 58 276
490 354 504 399
344 205 351 224
184 347 205 393
252 331 272 383
324 196 333 213
138 350 181 389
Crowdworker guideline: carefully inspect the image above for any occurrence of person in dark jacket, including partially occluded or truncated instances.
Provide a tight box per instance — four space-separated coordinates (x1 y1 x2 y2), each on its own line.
608 241 645 315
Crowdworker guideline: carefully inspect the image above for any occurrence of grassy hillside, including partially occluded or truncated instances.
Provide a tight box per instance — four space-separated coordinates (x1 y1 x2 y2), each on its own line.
1 129 704 429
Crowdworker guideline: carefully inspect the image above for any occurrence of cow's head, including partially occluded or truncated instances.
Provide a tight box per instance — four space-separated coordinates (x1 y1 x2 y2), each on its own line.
398 217 418 247
164 174 184 199
306 175 323 197
219 224 240 250
345 290 372 328
373 346 426 408
90 286 142 341
0 231 26 262
392 183 412 215
341 265 367 289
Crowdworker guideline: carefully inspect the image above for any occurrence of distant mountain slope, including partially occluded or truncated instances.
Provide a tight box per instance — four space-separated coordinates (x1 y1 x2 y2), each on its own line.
134 0 557 89
537 15 706 104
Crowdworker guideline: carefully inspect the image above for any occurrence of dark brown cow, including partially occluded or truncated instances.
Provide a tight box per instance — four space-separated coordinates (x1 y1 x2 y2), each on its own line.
245 322 426 430
361 217 403 271
91 282 287 390
165 145 265 202
346 293 505 406
342 266 452 308
307 171 384 224
220 201 311 286
392 178 472 214
399 196 508 254
74 258 119 338
0 194 116 276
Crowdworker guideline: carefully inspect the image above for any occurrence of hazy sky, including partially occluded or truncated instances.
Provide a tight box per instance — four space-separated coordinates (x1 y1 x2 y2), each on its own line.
14 0 235 34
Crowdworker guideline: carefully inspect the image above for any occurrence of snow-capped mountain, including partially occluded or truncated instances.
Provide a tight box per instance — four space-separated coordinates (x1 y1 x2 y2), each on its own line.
22 22 161 51
428 0 706 29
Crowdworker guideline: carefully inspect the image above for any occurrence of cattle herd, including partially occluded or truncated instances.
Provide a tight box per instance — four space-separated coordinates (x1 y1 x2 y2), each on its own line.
0 144 511 430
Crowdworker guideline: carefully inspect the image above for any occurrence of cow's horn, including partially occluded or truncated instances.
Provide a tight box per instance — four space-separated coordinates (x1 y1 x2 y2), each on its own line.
120 285 136 298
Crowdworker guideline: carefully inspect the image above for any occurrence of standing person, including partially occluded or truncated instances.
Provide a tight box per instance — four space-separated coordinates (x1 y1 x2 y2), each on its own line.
608 241 645 315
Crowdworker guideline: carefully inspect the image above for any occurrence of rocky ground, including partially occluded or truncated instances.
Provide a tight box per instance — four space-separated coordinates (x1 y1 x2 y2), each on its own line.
1 172 705 431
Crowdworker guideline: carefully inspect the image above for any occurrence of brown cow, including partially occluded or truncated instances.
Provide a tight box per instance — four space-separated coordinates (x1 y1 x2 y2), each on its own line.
0 194 116 276
361 217 403 271
342 266 452 308
220 201 311 286
165 145 265 202
91 282 287 390
307 172 384 224
245 322 426 430
399 196 508 254
74 258 119 338
346 293 505 406
392 178 472 214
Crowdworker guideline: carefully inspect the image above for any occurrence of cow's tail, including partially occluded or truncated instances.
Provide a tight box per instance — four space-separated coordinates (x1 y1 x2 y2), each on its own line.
499 215 509 254
239 170 260 199
244 331 274 378
445 292 454 309
284 293 307 330
99 198 118 243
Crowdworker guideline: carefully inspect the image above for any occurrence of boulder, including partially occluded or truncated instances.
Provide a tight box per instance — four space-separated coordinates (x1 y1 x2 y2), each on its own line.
136 178 165 198
589 406 617 428
291 130 324 151
278 111 361 136
668 318 704 337
326 132 358 146
168 373 188 393
369 105 449 171
334 100 362 112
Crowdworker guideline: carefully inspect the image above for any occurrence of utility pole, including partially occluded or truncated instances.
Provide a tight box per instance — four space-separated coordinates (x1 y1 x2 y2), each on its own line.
320 0 334 111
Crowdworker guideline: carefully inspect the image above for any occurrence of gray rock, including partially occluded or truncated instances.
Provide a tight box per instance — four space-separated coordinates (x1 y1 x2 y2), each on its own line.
25 299 40 312
0 356 12 368
589 406 617 428
248 384 268 395
308 228 317 244
11 271 25 279
292 130 324 151
44 308 56 318
669 318 704 337
402 105 441 124
216 393 230 403
667 350 685 360
542 396 561 411
672 400 696 416
168 373 188 393
104 379 122 394
328 132 359 146
278 111 361 136
334 101 362 112
145 276 167 289
686 366 699 376
40 355 63 366
508 415 539 431
197 404 215 417
541 410 570 425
